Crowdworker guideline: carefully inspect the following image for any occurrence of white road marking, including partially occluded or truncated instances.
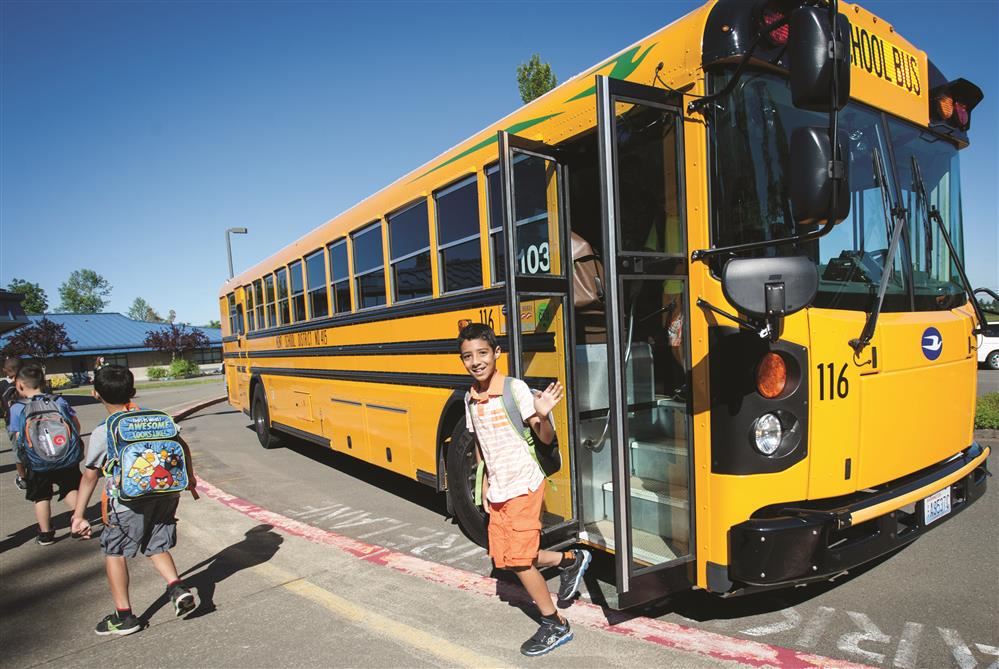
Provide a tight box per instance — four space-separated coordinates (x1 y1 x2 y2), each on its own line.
839 612 891 665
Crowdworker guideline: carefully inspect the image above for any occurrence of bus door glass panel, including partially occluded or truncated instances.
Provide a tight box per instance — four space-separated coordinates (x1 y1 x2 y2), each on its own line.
593 76 692 604
498 132 575 537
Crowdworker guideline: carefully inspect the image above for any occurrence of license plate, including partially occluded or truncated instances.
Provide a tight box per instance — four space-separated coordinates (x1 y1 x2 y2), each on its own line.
923 488 952 526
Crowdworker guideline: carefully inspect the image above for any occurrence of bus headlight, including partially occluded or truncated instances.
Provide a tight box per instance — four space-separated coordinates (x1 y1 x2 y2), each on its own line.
754 413 783 455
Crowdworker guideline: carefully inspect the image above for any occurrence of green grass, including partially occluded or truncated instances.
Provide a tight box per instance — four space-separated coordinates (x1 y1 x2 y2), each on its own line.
976 393 999 431
58 377 223 396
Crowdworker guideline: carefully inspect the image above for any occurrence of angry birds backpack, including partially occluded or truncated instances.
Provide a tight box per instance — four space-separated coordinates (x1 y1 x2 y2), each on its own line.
103 408 189 501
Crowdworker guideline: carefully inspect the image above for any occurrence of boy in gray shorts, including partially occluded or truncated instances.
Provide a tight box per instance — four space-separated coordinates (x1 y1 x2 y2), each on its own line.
72 365 197 635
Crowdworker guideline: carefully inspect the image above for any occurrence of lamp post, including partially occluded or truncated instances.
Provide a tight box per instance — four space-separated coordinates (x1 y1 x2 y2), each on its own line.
226 227 248 279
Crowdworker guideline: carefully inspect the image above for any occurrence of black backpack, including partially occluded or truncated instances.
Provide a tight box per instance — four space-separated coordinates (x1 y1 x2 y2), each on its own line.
1 379 17 425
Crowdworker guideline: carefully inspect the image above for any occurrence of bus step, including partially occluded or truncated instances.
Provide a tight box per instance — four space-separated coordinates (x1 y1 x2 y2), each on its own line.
601 477 690 546
629 439 689 486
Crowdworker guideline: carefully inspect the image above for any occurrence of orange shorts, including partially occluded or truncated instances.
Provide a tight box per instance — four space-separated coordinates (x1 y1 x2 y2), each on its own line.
487 481 545 569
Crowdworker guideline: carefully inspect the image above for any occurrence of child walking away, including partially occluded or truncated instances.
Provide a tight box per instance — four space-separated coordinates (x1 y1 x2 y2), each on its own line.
1 356 26 490
8 363 83 545
457 323 592 656
71 365 199 636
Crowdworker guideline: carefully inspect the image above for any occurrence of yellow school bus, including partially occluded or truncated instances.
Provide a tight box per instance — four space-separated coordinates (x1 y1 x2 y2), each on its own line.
219 0 990 607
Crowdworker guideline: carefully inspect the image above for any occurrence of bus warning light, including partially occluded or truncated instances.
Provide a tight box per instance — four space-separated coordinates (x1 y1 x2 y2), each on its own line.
756 352 787 399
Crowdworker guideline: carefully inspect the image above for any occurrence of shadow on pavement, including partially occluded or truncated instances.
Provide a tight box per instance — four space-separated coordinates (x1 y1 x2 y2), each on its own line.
59 394 100 408
272 429 450 519
0 502 102 555
138 523 283 623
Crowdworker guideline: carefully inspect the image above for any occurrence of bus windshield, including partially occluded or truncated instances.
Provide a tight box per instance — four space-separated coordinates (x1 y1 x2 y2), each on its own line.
709 70 967 312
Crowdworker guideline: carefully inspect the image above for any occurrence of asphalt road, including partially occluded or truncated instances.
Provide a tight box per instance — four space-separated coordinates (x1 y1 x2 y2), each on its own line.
3 379 995 668
979 369 998 397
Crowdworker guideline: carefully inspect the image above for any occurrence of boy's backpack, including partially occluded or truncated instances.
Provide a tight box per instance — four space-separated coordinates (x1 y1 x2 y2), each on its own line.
1 379 17 425
17 394 82 472
103 408 189 502
466 377 561 477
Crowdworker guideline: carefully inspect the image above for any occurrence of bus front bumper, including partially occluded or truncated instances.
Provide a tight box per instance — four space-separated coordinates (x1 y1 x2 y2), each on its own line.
726 443 990 590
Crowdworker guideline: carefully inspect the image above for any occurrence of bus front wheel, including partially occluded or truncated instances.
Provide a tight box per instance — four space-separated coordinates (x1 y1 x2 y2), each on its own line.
252 384 283 450
445 421 488 547
987 351 999 370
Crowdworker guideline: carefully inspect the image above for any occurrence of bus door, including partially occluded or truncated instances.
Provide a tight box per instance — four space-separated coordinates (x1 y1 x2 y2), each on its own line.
497 131 578 547
587 75 693 607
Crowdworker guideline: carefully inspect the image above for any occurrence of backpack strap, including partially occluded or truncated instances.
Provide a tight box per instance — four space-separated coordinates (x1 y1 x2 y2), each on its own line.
500 377 557 487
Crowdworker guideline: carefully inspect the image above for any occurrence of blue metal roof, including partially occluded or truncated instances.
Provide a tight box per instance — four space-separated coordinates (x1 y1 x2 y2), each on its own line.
0 313 223 357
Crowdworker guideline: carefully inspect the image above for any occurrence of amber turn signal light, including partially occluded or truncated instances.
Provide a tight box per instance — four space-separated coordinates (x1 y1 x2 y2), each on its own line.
756 352 787 399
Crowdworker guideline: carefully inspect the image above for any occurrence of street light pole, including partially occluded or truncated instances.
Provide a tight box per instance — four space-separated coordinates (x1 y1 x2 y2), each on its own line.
226 227 248 279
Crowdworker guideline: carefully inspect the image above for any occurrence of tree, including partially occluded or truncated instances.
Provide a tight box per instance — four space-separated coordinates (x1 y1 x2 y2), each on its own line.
516 54 557 104
144 323 210 361
7 278 48 314
128 297 152 321
59 269 112 313
205 320 222 329
1 317 75 366
167 309 176 324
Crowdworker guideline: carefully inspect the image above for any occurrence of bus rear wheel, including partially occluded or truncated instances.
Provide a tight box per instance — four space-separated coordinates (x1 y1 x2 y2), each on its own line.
446 420 488 547
252 384 282 450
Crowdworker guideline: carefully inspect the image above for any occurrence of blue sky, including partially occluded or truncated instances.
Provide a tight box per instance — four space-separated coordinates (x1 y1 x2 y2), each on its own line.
1 1 996 326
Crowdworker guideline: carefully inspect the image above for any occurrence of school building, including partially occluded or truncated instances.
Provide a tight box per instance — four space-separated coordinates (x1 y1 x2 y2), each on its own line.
0 313 223 382
0 290 30 335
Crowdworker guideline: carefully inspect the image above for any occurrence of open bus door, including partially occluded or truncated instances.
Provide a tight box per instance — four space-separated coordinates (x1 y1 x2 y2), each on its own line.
497 131 579 548
589 75 694 608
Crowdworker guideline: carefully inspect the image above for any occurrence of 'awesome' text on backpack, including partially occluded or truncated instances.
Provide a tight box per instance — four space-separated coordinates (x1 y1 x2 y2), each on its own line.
17 395 82 472
103 409 189 501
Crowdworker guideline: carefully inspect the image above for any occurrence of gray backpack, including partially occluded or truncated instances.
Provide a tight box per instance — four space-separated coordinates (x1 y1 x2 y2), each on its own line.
17 395 81 472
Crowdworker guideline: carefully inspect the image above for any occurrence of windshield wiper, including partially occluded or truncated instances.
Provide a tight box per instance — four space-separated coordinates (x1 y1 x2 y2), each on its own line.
849 146 907 355
911 156 987 334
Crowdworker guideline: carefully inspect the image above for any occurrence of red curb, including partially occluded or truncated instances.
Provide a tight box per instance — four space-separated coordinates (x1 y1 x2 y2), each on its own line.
172 395 229 422
194 479 875 669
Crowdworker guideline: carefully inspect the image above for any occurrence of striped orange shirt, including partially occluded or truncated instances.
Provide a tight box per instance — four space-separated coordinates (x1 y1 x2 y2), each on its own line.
465 375 544 503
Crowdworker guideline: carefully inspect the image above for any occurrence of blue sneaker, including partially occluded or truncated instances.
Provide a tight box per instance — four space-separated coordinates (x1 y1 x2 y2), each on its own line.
557 549 592 601
521 616 573 656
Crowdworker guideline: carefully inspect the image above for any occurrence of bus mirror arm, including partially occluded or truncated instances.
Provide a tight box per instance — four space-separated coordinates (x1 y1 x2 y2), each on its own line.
690 218 838 264
696 298 776 341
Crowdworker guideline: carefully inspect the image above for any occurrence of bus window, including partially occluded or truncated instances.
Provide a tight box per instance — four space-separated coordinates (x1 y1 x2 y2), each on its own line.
275 267 290 324
264 274 277 327
305 249 329 319
352 222 386 308
289 260 306 322
328 238 350 313
435 175 481 293
253 279 265 329
486 157 556 282
388 200 432 302
244 285 256 331
226 293 237 335
485 164 504 284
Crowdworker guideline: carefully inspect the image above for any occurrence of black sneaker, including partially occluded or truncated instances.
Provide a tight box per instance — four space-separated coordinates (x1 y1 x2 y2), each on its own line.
169 582 196 617
35 531 55 546
520 616 573 656
14 475 27 491
557 549 592 601
95 612 141 636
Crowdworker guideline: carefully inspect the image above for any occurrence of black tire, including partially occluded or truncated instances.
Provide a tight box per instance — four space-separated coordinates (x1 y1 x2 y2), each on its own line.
251 384 282 450
988 351 999 371
445 420 488 547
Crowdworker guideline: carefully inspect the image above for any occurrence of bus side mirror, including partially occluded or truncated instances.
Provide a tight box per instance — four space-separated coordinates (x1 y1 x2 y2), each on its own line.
789 6 851 112
722 256 818 341
789 127 850 226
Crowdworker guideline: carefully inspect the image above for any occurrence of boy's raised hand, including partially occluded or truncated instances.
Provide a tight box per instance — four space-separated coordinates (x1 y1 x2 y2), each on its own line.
533 381 564 419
